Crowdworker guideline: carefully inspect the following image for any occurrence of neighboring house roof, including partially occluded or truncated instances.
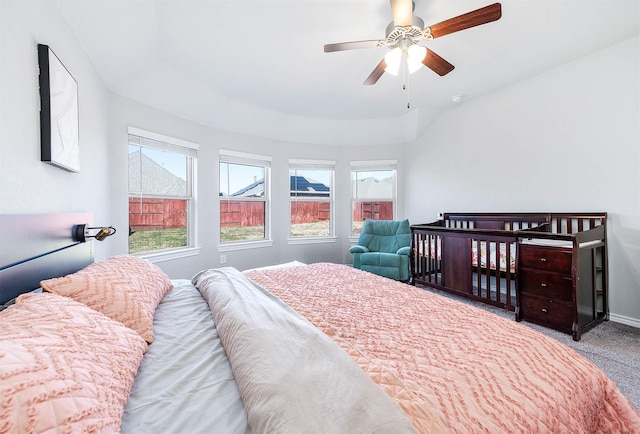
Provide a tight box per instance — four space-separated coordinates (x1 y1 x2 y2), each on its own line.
226 176 330 198
229 179 265 198
290 176 329 197
129 151 186 196
352 177 393 199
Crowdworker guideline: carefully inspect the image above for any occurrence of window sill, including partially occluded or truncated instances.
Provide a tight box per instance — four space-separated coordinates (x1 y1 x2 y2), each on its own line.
135 247 201 264
219 239 273 252
288 236 337 245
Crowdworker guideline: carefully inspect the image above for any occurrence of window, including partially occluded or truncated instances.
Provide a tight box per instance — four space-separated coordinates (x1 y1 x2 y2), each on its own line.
219 150 271 245
350 160 397 236
128 127 198 256
289 160 335 240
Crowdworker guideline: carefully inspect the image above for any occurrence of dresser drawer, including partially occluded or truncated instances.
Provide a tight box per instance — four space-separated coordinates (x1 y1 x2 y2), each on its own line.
521 295 573 329
519 269 573 301
519 244 572 273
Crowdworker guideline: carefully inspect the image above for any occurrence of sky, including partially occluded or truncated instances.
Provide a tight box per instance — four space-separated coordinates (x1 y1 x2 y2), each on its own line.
129 146 392 197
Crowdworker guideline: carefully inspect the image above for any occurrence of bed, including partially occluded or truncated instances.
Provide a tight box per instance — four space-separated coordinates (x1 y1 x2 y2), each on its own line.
1 213 639 433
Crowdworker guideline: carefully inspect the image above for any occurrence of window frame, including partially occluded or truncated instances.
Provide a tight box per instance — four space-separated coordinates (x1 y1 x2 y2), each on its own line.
127 126 199 262
350 160 398 240
288 159 336 244
218 149 272 251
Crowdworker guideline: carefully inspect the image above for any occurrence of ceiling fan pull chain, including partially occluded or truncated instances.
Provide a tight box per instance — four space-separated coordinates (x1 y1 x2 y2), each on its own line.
402 47 409 92
405 65 411 109
404 81 410 107
402 48 408 90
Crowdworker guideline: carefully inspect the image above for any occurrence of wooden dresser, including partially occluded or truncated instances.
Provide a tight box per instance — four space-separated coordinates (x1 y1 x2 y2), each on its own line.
516 214 608 341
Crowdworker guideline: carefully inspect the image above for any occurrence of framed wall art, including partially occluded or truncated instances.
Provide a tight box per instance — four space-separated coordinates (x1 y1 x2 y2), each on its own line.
38 44 80 172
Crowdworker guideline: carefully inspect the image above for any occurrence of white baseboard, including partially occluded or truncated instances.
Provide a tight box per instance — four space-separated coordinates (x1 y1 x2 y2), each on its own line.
609 312 640 329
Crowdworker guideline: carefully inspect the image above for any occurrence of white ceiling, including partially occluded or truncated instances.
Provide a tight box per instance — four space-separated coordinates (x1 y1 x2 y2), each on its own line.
56 0 640 144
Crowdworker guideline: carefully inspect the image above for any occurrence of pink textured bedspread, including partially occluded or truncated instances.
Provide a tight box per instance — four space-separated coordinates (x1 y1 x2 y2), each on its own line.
244 263 640 434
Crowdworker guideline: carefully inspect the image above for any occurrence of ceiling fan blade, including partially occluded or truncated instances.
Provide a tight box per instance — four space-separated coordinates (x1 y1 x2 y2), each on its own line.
428 3 502 39
324 40 382 53
390 0 413 27
363 59 387 86
421 49 455 76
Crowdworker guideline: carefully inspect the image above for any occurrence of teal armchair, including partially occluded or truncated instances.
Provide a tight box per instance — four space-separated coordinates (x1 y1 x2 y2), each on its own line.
349 219 411 281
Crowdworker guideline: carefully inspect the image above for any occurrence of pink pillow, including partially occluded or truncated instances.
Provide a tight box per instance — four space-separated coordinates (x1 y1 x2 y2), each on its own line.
0 292 147 433
40 255 173 343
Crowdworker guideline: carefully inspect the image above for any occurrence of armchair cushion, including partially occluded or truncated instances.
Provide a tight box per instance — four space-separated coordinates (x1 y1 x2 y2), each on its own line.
396 246 411 256
349 245 369 254
360 253 409 281
362 252 401 268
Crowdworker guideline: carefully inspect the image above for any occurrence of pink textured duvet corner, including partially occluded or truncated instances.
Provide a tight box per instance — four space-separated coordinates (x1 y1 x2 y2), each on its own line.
245 263 640 434
0 293 147 434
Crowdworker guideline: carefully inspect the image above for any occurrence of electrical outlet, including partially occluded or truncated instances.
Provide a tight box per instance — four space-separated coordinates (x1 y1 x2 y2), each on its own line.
220 254 226 264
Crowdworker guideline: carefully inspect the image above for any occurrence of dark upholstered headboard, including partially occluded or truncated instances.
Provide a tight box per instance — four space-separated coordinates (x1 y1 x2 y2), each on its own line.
0 213 94 304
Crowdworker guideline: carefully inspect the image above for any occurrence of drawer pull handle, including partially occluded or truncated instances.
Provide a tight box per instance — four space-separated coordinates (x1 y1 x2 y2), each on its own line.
540 283 547 288
541 308 548 313
540 258 547 262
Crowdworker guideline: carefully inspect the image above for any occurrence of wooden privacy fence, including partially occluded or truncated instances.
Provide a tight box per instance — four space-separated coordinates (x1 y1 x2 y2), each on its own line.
353 201 393 221
220 201 330 227
129 198 186 231
220 201 265 227
130 199 392 231
291 202 330 224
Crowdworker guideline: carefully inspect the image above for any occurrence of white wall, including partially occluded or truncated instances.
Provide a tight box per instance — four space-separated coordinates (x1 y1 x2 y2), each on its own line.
404 36 640 326
0 1 112 259
109 94 406 279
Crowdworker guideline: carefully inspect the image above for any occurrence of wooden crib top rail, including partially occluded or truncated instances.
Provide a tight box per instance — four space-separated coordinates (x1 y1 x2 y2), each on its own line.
411 212 606 235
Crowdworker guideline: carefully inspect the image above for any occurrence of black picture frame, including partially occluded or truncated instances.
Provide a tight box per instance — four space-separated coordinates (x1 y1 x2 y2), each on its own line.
38 44 80 172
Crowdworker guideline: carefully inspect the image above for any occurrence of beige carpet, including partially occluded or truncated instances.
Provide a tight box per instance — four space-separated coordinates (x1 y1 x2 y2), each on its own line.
417 285 640 412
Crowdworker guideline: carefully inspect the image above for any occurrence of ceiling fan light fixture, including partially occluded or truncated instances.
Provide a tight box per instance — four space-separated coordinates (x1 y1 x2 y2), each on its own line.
407 45 426 73
384 47 403 76
384 44 426 76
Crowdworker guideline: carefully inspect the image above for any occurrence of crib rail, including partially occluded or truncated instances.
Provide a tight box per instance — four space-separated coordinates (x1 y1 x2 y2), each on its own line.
443 213 549 231
410 225 518 311
546 213 606 235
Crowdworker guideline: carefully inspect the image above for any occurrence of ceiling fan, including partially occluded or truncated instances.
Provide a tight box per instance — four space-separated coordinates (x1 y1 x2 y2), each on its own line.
324 1 502 86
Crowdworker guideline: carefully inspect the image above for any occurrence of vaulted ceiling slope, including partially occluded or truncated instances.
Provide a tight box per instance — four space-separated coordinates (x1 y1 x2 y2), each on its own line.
56 1 639 145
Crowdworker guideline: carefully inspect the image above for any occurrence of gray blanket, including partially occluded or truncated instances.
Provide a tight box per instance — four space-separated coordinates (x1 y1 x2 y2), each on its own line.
192 267 416 434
